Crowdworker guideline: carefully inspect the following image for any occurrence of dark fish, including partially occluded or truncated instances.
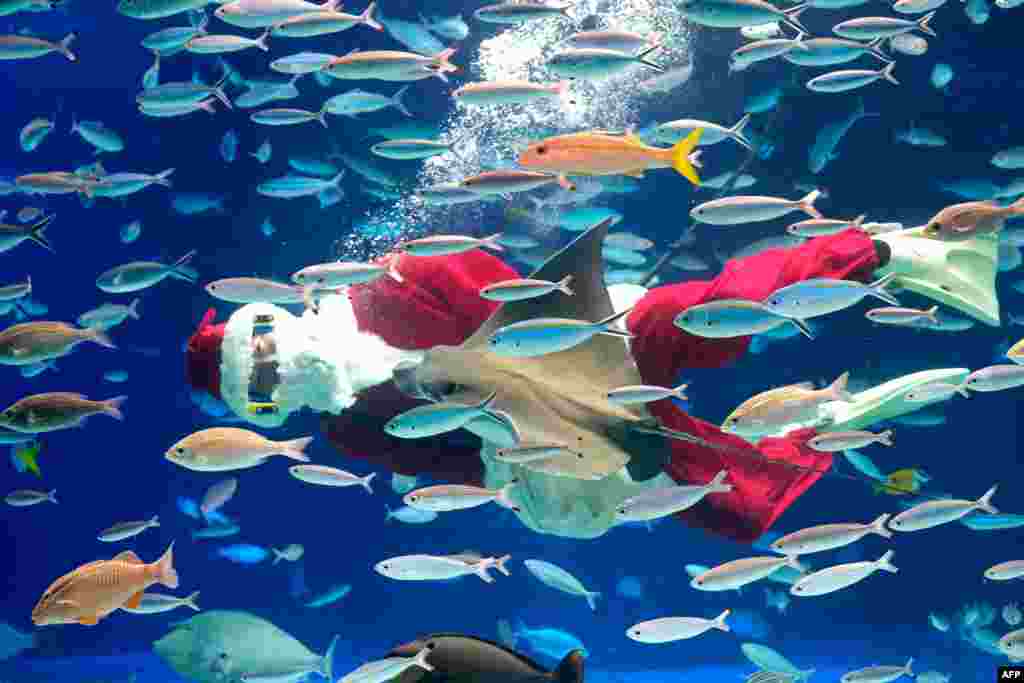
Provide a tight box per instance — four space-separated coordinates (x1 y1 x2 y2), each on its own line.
0 392 125 433
387 633 584 682
746 672 797 683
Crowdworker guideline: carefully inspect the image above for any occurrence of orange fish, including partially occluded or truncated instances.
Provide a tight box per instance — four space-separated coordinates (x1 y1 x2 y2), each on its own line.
517 128 703 186
32 543 178 626
922 197 1024 241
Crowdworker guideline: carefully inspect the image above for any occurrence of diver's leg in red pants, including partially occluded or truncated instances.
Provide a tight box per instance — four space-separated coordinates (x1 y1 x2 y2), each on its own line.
624 228 882 543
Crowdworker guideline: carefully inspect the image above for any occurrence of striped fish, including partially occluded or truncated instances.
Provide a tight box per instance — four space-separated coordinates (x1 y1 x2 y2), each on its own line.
746 672 798 683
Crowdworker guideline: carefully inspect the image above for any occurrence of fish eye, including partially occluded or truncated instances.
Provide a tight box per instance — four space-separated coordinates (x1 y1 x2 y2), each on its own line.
536 146 547 155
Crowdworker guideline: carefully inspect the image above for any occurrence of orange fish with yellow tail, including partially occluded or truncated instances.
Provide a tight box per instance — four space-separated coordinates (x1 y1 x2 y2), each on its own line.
32 542 178 626
517 128 704 186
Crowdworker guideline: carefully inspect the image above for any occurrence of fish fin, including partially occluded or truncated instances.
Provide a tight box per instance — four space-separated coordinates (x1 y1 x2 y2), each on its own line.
729 114 753 150
781 3 807 34
708 469 732 493
497 619 518 648
495 481 520 513
184 590 201 611
113 550 143 564
871 513 892 539
636 44 664 72
798 189 823 219
360 472 376 494
878 429 894 447
557 275 575 296
474 563 496 583
391 84 412 117
361 1 384 31
155 169 175 187
127 298 142 320
320 635 338 681
712 608 731 632
670 128 702 186
903 659 914 676
88 328 116 350
412 646 434 672
868 272 901 306
495 554 512 576
124 591 144 610
977 484 999 514
59 33 76 61
102 395 126 420
790 318 814 339
278 435 314 462
917 11 936 36
169 250 198 283
556 650 585 683
880 61 899 86
584 590 600 611
829 371 853 402
156 541 178 589
78 615 99 626
876 550 898 574
29 214 56 253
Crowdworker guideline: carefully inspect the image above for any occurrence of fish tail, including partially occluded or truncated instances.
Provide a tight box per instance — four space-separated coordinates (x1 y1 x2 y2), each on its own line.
636 44 665 72
876 550 898 574
852 214 867 228
785 555 806 572
956 382 971 398
871 512 893 538
712 608 731 632
320 635 338 682
435 47 459 74
782 3 808 34
47 489 58 504
474 562 496 583
412 646 434 672
708 469 732 494
867 38 890 65
557 275 575 296
384 504 393 522
29 214 56 253
557 174 576 191
278 435 314 462
256 28 271 52
184 590 201 611
584 590 601 611
149 514 160 528
730 113 753 151
102 395 127 421
868 272 901 306
829 371 853 402
556 650 585 683
495 554 512 576
212 75 233 110
880 61 899 86
497 619 518 648
272 548 283 565
877 429 894 447
672 382 689 401
918 10 937 36
797 189 823 219
790 317 815 339
198 99 218 114
156 541 179 588
669 128 702 186
170 249 198 283
360 472 376 494
86 327 116 350
597 306 634 337
127 298 142 320
391 84 412 117
155 168 175 187
362 1 384 31
903 658 914 676
60 33 76 61
482 233 505 251
977 484 999 514
1009 196 1024 215
922 305 939 324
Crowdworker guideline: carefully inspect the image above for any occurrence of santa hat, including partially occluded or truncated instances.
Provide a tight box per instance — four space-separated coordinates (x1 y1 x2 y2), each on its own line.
185 308 225 401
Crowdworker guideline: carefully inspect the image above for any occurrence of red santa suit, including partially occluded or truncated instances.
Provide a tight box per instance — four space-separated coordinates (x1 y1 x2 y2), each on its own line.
187 228 881 542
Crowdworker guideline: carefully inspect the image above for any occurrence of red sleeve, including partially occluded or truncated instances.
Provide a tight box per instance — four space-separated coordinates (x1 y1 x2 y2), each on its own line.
649 400 832 543
627 228 880 387
327 248 516 484
348 249 518 350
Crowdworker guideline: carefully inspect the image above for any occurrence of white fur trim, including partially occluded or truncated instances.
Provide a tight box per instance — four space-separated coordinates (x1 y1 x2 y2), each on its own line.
219 294 423 428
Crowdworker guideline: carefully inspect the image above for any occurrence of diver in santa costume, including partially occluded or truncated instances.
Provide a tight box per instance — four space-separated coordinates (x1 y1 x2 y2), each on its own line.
184 221 998 542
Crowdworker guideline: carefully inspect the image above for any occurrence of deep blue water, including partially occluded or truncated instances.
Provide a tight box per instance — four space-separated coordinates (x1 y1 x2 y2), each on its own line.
2 1 1023 682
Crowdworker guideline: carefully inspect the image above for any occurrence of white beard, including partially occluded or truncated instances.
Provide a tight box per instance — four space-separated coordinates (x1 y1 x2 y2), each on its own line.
221 294 423 428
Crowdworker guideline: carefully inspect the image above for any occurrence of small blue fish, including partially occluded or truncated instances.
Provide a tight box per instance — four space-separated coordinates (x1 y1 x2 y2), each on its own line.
305 583 352 608
257 172 344 199
216 544 269 564
498 620 588 661
251 140 272 164
120 220 142 244
260 217 276 237
171 192 226 215
220 129 239 163
177 496 201 519
615 576 645 600
318 185 344 209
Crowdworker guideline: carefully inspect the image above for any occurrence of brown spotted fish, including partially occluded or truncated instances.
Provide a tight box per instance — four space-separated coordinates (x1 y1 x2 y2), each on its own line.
0 392 125 433
0 321 115 365
32 543 178 626
922 198 1024 241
